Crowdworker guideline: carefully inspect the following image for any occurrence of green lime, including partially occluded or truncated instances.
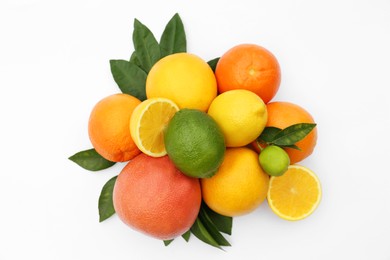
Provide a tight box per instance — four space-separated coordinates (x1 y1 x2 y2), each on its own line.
164 109 225 178
259 145 290 176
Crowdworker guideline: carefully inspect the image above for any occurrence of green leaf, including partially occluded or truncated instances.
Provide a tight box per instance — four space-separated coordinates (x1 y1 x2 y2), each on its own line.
163 229 190 246
202 203 232 235
280 144 301 150
163 239 174 246
181 230 191 242
98 176 118 222
160 13 186 58
207 57 220 72
190 218 221 249
271 123 317 146
129 51 143 69
199 207 231 246
258 127 282 143
68 148 115 171
133 19 161 73
110 59 147 101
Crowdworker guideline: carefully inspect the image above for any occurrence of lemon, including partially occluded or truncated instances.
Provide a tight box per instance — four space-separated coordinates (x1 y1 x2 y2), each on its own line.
201 147 270 217
207 89 267 147
267 165 322 221
146 53 217 112
130 98 179 157
164 109 225 178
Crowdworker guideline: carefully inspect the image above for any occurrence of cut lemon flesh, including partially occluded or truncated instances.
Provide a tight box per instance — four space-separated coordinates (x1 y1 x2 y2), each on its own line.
267 165 321 221
130 98 179 157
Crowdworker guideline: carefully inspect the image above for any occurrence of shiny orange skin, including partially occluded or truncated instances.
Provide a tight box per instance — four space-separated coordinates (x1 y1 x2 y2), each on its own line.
113 154 201 240
88 94 141 162
215 44 281 104
258 102 317 164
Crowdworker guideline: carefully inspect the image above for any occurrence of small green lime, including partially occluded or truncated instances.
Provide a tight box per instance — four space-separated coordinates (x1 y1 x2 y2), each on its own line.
259 145 290 176
164 109 225 178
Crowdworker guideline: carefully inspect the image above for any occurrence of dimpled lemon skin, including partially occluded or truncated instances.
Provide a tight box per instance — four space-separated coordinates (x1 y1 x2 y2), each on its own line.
207 89 267 147
146 53 217 112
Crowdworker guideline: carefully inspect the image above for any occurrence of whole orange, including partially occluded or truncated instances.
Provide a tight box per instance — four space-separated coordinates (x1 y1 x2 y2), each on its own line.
88 93 141 162
215 43 281 104
113 154 201 240
264 101 317 164
201 147 269 217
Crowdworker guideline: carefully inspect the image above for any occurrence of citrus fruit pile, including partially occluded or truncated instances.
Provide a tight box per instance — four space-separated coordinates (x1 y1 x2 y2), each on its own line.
69 13 322 249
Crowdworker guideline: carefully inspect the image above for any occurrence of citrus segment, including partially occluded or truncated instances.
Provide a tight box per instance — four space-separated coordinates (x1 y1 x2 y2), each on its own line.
130 98 179 157
267 165 322 221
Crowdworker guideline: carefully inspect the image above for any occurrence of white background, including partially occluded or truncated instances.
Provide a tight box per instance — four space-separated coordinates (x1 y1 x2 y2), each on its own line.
1 0 390 259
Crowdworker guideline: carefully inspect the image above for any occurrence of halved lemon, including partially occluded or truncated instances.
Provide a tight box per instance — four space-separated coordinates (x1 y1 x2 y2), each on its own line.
267 165 322 221
130 98 179 157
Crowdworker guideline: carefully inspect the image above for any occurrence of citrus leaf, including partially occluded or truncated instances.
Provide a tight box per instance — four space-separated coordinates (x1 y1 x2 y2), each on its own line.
199 207 231 246
163 239 174 246
258 127 282 143
271 123 317 146
202 203 232 235
110 59 147 101
181 230 191 242
133 19 161 73
68 148 115 171
207 57 220 72
160 13 186 58
279 144 301 150
129 51 143 70
98 175 117 222
163 230 190 246
190 218 221 249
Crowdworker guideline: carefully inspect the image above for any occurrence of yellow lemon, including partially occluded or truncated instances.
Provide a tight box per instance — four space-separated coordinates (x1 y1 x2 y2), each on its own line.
267 165 322 221
201 147 269 217
207 89 267 147
146 53 217 112
130 98 179 157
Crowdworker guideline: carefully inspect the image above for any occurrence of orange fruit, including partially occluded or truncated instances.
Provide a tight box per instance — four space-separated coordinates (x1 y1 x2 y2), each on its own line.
201 147 269 217
88 93 141 162
215 43 281 104
267 165 322 221
113 154 201 240
261 101 317 164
